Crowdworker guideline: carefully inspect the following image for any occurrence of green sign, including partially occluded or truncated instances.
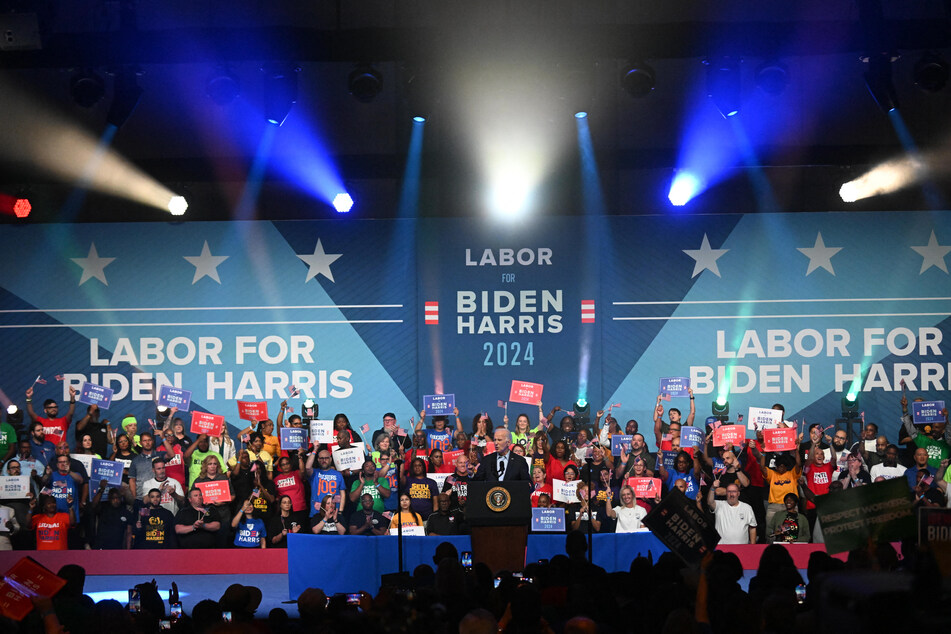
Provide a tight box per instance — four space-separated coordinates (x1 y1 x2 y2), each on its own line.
815 478 915 554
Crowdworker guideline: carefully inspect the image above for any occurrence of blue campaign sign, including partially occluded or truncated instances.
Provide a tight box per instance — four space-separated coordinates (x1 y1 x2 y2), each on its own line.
423 394 455 416
78 382 114 409
280 427 308 449
89 458 124 501
659 377 690 398
912 400 946 425
157 385 192 412
680 426 704 450
611 434 633 456
531 507 566 532
660 451 677 471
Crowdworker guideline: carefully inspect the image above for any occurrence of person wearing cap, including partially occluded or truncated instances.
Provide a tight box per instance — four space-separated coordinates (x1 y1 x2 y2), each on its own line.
139 456 186 515
25 385 78 447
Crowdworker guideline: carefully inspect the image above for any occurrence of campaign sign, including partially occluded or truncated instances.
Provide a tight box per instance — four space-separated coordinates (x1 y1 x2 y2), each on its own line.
0 476 30 499
611 434 633 456
747 407 783 431
680 427 704 451
762 427 797 452
642 488 720 565
157 385 192 412
660 451 677 471
659 377 690 398
389 525 426 536
531 507 566 532
78 382 113 410
88 458 124 501
237 400 268 422
309 420 335 444
552 479 579 503
509 380 544 405
280 427 308 450
918 507 951 576
190 411 225 437
442 449 464 465
332 446 365 472
0 557 66 621
195 479 232 504
713 425 745 447
627 477 662 498
423 394 455 416
430 473 450 491
70 454 94 477
912 400 946 426
815 477 915 554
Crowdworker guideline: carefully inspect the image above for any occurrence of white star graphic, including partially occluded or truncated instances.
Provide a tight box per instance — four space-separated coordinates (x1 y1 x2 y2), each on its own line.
183 241 229 284
70 243 115 286
682 234 729 278
797 231 842 276
297 239 342 283
911 230 951 274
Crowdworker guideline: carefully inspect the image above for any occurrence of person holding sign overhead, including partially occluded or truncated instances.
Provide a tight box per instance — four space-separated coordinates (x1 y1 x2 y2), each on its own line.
473 428 531 482
652 386 696 448
25 385 78 447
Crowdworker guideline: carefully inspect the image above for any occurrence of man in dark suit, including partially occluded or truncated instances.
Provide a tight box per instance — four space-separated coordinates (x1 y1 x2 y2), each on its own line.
473 428 531 481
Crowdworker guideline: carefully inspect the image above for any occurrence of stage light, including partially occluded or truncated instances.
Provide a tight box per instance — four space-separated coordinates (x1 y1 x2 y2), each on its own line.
712 398 729 422
332 193 353 213
348 64 383 103
914 52 949 92
620 62 656 98
13 197 31 218
155 405 170 426
263 63 300 126
838 156 921 202
841 394 860 419
863 53 899 113
489 171 532 219
106 67 143 129
413 116 426 123
69 69 105 108
754 60 789 95
302 399 317 420
168 195 188 216
668 171 701 206
206 67 241 106
706 57 741 118
573 400 590 426
574 111 588 119
6 404 22 425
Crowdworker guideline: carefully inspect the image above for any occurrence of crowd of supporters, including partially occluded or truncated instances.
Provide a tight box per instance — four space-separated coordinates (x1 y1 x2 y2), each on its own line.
0 387 948 550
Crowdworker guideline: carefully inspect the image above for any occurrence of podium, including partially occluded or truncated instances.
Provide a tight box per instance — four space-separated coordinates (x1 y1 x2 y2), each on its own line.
465 481 532 574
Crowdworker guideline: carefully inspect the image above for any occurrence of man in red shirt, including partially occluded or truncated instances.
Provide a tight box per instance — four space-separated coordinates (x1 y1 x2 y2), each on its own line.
25 385 78 447
30 495 75 550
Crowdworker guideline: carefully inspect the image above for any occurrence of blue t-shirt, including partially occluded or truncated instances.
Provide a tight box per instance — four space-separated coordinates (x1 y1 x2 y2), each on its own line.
49 473 80 517
309 469 345 516
665 470 699 500
423 428 453 452
234 518 266 548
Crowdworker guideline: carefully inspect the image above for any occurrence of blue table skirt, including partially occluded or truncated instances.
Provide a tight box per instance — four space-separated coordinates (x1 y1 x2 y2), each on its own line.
287 532 669 597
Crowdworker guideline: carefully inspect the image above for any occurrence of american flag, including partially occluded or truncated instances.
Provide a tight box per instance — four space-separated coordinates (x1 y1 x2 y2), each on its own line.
498 400 506 408
34 375 46 385
610 402 621 408
288 384 300 397
148 419 157 430
660 393 670 401
567 410 576 416
360 423 370 434
54 375 64 381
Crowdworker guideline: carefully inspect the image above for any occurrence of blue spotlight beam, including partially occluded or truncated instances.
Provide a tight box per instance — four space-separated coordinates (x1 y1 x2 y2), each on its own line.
234 124 277 220
397 119 425 218
575 115 605 216
729 118 779 213
887 110 945 209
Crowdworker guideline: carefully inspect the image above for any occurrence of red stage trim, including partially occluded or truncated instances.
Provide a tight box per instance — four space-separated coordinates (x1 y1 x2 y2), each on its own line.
0 549 288 576
0 543 854 577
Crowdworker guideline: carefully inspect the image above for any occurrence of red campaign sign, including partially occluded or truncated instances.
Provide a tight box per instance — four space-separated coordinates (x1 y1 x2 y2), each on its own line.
713 425 746 447
763 427 797 452
509 380 544 405
195 479 233 504
0 557 66 621
627 477 663 498
190 411 225 437
442 449 464 464
237 401 268 422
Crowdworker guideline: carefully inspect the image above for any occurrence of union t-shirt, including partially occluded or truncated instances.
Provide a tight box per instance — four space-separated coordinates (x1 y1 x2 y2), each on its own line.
32 513 70 550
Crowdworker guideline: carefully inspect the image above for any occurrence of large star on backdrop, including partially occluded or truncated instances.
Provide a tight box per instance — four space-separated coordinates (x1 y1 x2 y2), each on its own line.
297 239 342 283
70 243 115 286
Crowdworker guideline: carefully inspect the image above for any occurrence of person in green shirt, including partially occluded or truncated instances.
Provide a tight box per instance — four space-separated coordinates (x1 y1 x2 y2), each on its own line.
0 421 15 463
183 434 225 487
347 460 390 512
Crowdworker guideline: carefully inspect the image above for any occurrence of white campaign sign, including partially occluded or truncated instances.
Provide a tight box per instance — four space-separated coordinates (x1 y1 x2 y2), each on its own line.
747 407 783 431
309 420 335 444
332 446 365 471
553 478 579 503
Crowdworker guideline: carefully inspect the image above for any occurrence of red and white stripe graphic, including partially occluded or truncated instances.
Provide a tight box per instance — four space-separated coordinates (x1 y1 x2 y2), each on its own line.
581 300 595 323
424 301 439 325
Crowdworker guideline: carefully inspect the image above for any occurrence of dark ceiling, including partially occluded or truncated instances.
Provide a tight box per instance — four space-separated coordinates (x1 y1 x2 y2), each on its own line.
2 0 951 222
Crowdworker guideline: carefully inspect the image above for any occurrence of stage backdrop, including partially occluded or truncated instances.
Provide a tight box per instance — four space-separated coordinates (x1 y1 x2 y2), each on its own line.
1 211 949 445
